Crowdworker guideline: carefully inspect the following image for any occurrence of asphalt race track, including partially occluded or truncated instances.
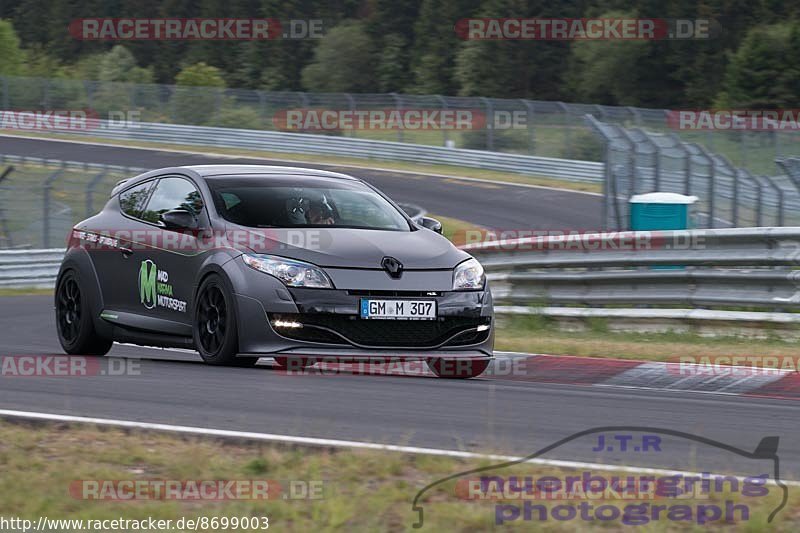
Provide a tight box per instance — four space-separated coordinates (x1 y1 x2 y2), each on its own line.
0 135 603 230
2 295 800 482
2 136 799 485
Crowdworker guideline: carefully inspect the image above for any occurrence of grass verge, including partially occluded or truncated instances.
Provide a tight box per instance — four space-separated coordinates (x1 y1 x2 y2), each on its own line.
426 213 480 246
0 420 796 531
496 313 800 362
0 288 53 297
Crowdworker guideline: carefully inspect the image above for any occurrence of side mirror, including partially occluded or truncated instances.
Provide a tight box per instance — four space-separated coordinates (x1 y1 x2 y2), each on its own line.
159 209 198 230
419 216 443 234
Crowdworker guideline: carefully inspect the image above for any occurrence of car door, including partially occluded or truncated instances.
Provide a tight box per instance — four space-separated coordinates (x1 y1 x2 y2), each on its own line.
92 179 157 315
133 176 209 327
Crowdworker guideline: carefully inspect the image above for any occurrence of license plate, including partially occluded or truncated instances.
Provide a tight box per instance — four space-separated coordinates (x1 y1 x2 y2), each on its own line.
360 299 437 320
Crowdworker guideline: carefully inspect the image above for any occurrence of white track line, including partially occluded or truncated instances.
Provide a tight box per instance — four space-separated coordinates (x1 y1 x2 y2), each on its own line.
0 133 602 196
0 408 796 487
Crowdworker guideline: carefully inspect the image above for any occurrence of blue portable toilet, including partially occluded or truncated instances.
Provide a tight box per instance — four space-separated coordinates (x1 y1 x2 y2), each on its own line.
629 192 698 231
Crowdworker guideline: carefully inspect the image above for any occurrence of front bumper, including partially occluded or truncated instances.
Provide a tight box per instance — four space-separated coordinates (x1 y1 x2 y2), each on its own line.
234 286 494 360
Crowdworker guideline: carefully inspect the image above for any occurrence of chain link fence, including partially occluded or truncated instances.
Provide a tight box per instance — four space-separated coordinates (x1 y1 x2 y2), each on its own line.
2 75 798 175
0 157 145 249
587 115 800 231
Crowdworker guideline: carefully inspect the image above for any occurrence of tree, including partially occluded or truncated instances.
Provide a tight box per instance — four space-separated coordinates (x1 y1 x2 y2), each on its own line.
174 62 226 87
716 23 800 108
376 33 407 92
98 45 154 83
409 0 480 95
566 11 650 106
301 21 375 92
0 19 24 76
453 0 575 99
172 62 227 125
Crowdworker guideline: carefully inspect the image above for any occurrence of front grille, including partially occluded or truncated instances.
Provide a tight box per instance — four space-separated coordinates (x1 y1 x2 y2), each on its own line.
269 313 490 348
347 290 443 297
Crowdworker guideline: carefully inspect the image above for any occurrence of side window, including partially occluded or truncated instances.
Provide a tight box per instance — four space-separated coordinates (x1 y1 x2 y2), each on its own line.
140 177 204 225
119 181 154 218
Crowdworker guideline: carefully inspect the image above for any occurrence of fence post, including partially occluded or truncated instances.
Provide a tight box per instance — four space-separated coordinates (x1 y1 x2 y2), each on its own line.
85 79 93 111
521 100 535 155
214 88 223 126
169 85 177 122
627 106 642 127
740 131 748 169
480 97 494 150
738 169 763 226
1 76 8 109
0 165 14 248
693 144 717 228
257 90 267 128
557 102 571 157
42 77 50 110
759 174 784 226
731 163 740 226
346 93 356 139
43 165 66 249
436 95 448 147
85 169 109 217
390 92 403 143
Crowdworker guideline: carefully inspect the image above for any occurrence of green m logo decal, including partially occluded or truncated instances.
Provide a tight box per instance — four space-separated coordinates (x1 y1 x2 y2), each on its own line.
139 259 157 309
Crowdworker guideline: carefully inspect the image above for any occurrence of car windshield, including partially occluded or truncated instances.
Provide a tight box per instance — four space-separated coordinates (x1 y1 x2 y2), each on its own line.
207 175 412 231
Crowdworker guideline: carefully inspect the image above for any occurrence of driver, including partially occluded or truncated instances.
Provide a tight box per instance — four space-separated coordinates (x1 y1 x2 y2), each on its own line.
306 200 335 225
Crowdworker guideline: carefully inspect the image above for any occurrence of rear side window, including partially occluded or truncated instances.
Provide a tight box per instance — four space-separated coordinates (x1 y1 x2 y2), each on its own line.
119 181 154 218
140 177 205 224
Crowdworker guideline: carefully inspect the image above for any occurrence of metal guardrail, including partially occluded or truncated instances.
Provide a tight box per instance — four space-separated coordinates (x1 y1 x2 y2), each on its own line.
464 226 800 317
56 121 604 183
0 249 64 288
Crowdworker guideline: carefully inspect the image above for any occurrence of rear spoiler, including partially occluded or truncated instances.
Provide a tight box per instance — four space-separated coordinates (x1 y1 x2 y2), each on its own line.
109 178 130 196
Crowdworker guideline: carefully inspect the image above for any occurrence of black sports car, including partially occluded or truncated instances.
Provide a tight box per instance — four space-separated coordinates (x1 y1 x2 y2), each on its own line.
55 165 494 378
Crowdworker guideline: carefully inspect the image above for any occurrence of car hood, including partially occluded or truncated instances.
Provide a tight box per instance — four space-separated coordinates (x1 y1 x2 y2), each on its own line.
229 225 471 269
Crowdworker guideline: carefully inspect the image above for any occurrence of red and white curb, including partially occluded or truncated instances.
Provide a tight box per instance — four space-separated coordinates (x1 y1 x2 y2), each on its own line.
491 352 800 400
114 344 800 400
277 352 800 400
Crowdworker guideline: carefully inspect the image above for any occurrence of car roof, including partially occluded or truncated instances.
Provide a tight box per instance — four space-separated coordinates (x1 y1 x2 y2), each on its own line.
111 165 362 196
182 165 359 181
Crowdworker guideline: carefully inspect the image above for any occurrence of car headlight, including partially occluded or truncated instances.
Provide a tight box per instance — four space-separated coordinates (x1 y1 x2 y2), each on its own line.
452 258 485 290
243 254 333 289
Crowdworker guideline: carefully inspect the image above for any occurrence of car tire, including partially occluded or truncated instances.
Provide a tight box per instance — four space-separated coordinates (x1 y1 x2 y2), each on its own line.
273 357 315 370
426 358 490 379
194 275 257 367
55 269 113 356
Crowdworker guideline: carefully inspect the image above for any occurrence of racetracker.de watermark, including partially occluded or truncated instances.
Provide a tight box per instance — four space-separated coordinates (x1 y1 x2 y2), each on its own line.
458 229 705 252
69 479 324 501
668 109 800 131
69 18 323 40
0 110 140 131
273 358 525 377
273 108 485 131
0 356 140 377
69 229 331 254
455 18 715 40
667 355 800 377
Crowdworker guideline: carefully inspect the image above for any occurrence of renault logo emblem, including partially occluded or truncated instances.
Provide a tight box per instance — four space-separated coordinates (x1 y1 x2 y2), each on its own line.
381 256 403 279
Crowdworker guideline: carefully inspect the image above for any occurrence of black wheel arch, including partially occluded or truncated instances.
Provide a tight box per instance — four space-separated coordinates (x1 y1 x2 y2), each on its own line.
57 247 113 339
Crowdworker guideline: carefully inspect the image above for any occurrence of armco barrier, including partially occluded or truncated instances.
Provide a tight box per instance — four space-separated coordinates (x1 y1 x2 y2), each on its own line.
50 121 605 183
0 249 64 288
464 226 800 316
